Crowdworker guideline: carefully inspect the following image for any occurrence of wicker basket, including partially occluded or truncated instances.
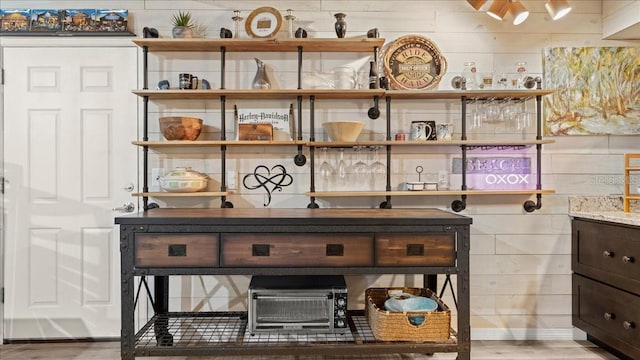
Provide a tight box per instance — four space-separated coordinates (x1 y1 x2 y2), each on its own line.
365 287 451 342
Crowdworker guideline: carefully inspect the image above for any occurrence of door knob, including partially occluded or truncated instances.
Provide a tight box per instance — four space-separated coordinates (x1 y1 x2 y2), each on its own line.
113 202 135 213
123 183 135 192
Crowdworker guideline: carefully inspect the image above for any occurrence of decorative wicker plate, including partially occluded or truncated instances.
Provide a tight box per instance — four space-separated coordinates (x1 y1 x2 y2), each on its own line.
382 35 447 90
245 6 282 38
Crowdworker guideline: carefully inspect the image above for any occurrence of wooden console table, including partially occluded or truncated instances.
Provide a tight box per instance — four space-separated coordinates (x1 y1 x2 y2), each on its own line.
115 208 472 359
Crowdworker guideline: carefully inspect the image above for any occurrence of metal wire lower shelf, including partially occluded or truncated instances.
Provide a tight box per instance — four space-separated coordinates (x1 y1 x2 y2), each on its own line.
134 310 459 357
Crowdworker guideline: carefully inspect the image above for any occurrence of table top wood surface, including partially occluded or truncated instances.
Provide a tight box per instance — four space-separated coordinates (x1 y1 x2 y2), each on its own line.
115 208 472 226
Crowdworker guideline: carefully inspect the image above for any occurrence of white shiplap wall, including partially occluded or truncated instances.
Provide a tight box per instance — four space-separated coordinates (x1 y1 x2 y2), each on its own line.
4 0 639 340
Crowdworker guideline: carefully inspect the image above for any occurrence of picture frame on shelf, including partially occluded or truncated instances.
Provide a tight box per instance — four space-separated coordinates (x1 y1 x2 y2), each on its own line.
244 6 282 38
235 104 295 141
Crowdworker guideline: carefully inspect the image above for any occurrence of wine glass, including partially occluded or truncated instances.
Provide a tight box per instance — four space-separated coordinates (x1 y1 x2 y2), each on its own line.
352 147 369 189
470 98 485 130
516 99 531 131
319 147 334 190
501 98 518 129
369 146 386 190
484 98 501 123
336 148 347 188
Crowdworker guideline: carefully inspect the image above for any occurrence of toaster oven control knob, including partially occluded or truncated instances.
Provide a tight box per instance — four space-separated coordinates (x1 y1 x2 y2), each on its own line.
336 319 346 328
337 298 346 307
337 309 346 317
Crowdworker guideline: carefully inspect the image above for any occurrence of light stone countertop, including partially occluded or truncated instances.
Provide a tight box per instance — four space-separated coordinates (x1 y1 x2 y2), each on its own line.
569 195 640 227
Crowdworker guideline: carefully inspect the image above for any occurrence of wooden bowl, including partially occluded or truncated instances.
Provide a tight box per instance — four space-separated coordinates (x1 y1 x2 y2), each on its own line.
159 116 203 141
322 121 365 142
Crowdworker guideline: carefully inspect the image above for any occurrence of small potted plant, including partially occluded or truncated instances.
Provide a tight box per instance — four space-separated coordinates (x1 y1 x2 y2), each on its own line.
171 10 194 38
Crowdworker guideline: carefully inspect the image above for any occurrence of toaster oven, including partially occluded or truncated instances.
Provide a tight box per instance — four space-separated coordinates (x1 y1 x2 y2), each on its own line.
248 275 348 334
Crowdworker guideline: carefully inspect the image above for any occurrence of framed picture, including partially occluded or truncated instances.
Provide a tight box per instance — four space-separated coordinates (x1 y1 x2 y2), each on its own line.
544 46 640 135
235 104 295 141
245 6 282 38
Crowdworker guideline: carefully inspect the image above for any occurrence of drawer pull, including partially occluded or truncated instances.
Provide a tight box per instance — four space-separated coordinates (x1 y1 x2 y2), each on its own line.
168 244 187 257
603 250 614 257
252 244 270 256
406 244 425 256
326 244 344 256
604 312 615 321
623 321 636 330
622 255 635 264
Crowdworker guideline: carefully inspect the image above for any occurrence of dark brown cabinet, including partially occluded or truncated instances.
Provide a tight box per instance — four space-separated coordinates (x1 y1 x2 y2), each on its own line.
572 218 640 359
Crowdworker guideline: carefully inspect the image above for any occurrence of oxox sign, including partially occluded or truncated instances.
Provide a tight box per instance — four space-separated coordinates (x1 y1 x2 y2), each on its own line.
452 156 532 190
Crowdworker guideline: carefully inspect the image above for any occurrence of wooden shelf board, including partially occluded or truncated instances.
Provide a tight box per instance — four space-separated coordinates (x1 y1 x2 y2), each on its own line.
307 189 556 197
309 139 554 147
132 140 305 147
133 191 228 197
133 89 554 101
133 89 385 100
133 38 385 53
134 140 555 148
385 89 554 100
625 167 640 171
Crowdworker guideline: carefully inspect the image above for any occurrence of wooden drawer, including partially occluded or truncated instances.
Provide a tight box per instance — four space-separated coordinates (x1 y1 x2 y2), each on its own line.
135 233 219 267
573 274 640 359
572 219 640 293
220 233 374 267
375 233 455 266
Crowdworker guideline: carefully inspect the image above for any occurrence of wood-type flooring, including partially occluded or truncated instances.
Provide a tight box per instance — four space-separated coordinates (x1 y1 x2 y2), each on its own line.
0 340 622 359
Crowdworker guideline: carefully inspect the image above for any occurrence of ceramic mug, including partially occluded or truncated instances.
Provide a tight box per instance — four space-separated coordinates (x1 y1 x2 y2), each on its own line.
437 123 454 141
410 121 431 141
179 73 198 89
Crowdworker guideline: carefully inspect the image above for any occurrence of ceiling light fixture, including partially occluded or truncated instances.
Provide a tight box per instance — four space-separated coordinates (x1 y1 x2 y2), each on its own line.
508 1 529 25
467 0 571 25
545 0 572 20
466 0 489 11
487 0 510 21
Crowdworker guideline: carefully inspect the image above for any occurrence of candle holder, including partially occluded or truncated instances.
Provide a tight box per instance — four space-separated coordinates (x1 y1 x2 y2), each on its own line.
284 9 296 38
231 10 243 38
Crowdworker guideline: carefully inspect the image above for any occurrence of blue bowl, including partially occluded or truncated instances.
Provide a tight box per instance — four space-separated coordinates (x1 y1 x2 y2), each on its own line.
384 294 438 312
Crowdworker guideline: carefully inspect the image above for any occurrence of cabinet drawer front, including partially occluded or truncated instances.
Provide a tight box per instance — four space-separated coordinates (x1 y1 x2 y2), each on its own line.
573 275 640 357
573 220 640 287
220 233 373 267
135 234 219 267
375 233 455 266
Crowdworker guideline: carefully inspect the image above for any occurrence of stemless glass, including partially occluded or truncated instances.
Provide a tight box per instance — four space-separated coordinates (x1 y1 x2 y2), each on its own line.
369 146 386 190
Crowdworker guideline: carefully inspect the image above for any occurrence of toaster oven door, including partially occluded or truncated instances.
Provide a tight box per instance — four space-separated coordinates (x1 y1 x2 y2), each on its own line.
251 292 333 332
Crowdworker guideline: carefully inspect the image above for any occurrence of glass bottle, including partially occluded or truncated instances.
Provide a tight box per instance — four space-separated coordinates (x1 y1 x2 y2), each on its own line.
461 61 478 90
368 61 379 89
515 61 527 89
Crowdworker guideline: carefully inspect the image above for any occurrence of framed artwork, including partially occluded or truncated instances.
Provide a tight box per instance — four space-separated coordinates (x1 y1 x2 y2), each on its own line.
0 8 132 36
543 47 640 135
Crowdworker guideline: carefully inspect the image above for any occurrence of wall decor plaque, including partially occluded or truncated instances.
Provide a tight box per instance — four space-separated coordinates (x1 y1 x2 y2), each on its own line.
382 35 447 90
245 6 282 38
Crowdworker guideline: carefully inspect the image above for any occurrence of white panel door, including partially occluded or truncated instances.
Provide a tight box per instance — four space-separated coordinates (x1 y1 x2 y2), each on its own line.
2 46 138 339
